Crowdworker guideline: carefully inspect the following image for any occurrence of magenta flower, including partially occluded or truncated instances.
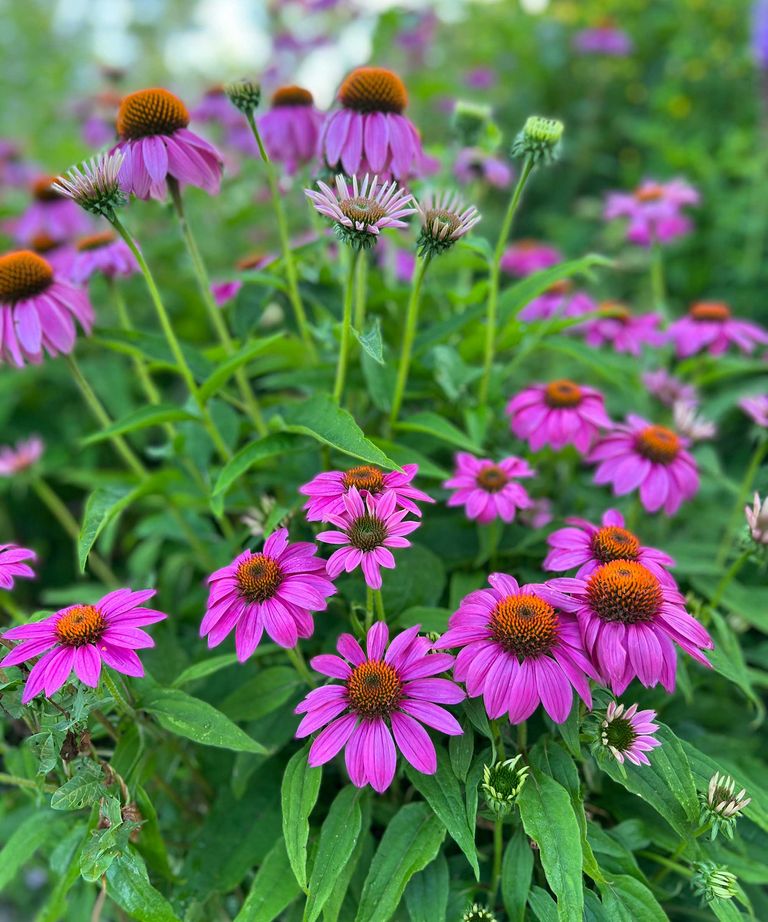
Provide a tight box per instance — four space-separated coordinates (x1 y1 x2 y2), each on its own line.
296 621 464 792
0 436 43 477
573 26 633 56
192 85 243 130
257 86 323 176
300 463 433 522
667 302 768 358
500 239 562 277
518 282 597 322
201 528 336 657
642 369 697 408
376 238 416 283
519 497 554 529
443 453 535 525
544 508 677 586
740 394 768 428
113 88 223 201
589 415 699 515
211 280 243 307
454 148 513 189
320 67 427 181
12 176 91 246
0 250 93 367
604 178 699 247
435 573 598 724
551 561 713 694
506 380 612 454
600 702 660 766
317 488 420 590
69 231 138 284
576 303 665 355
1 588 166 703
0 544 36 590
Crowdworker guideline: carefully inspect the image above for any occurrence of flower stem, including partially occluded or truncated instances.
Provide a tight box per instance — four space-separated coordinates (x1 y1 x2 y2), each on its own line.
245 112 316 359
285 645 315 687
101 669 135 718
110 215 233 462
354 250 368 331
716 436 768 566
711 550 751 609
167 179 267 436
479 156 535 404
389 255 432 428
334 249 360 405
31 478 118 586
374 589 386 622
365 587 374 632
489 817 504 910
0 772 56 793
492 718 506 761
517 720 527 755
650 238 667 319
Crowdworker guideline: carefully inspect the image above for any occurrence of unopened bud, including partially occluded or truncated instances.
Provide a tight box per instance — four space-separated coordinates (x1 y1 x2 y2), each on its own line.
480 755 529 816
699 772 750 840
452 101 493 147
512 116 564 165
225 78 261 115
692 862 738 902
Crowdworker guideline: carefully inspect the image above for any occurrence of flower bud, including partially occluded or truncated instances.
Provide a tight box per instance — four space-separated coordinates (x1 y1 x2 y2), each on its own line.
225 78 262 115
692 862 738 902
452 101 493 147
480 755 529 816
462 904 497 922
699 772 750 840
745 492 768 545
512 115 564 165
53 153 127 219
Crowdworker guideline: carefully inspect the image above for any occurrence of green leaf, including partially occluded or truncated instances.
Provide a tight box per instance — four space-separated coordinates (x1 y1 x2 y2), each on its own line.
220 665 301 721
305 785 363 922
234 837 301 922
50 761 107 811
502 825 534 922
598 875 668 921
81 404 197 445
528 885 560 922
354 317 385 365
599 723 698 837
282 743 322 891
276 394 399 469
398 606 450 633
394 411 483 453
171 653 240 688
404 852 449 922
404 747 479 879
708 611 763 716
321 797 372 922
198 334 283 402
355 802 446 922
105 851 181 922
212 433 299 497
518 768 584 921
449 723 474 782
141 687 268 754
0 812 58 889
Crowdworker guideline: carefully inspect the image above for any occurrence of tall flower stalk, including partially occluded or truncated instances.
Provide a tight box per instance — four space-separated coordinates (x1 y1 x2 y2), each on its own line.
335 249 361 405
390 255 431 427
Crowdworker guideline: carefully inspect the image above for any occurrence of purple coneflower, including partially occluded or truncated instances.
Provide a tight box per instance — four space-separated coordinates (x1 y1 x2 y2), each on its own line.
672 401 716 442
518 280 597 322
0 250 93 367
642 369 697 408
211 280 243 307
600 702 660 765
576 302 665 355
746 493 768 544
258 85 323 175
0 436 43 477
13 176 91 246
192 84 243 130
544 508 677 586
443 453 535 525
317 488 420 590
604 178 699 247
320 67 427 181
296 622 464 792
201 528 336 657
415 190 481 256
552 560 713 694
68 231 138 284
113 88 223 200
589 415 699 515
0 544 36 590
300 463 433 522
667 302 768 358
500 239 562 277
435 573 598 724
454 147 513 189
305 173 416 250
1 588 166 703
573 25 633 57
740 394 768 428
506 380 612 454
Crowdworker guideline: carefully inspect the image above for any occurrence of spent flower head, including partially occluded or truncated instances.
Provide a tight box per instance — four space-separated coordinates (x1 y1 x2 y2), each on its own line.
691 862 739 903
225 78 262 115
481 755 529 816
512 116 564 165
699 772 751 840
415 190 481 257
53 152 127 219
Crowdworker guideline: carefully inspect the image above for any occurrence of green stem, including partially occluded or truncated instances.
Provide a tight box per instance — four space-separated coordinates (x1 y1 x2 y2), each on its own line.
365 587 374 632
31 478 118 586
490 818 504 910
492 718 506 761
354 250 368 331
517 720 527 756
716 437 768 565
389 255 432 428
101 669 135 718
245 112 316 359
168 179 267 436
711 550 750 609
479 156 535 404
285 645 316 687
650 238 667 320
0 772 56 793
334 249 360 405
110 215 233 462
374 589 385 622
640 850 693 879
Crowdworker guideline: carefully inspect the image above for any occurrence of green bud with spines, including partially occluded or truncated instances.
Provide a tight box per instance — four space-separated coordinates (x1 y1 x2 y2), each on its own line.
691 862 739 903
480 755 529 817
699 772 751 841
511 115 564 166
226 78 262 116
452 101 494 148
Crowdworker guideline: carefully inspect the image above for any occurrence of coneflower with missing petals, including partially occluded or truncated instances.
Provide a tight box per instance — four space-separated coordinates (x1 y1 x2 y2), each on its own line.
53 152 128 219
305 173 416 251
415 191 481 257
700 772 751 840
